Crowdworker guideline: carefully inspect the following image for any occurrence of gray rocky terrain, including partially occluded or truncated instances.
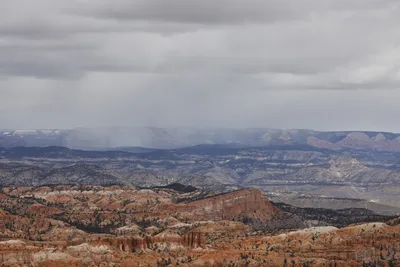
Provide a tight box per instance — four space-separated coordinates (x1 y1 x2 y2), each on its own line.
0 144 399 215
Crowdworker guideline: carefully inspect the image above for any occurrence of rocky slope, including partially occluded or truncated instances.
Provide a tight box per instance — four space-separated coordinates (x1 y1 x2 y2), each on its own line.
0 186 292 234
0 186 398 266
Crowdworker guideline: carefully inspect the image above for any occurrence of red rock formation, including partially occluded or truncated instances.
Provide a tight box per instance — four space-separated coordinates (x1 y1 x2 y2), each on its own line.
101 231 206 252
26 204 63 217
0 186 399 266
159 189 282 222
182 232 206 248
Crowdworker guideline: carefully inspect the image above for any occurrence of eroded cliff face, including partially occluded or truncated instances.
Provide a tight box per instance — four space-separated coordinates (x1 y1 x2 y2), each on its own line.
160 189 282 222
100 231 206 252
0 223 399 266
0 240 115 266
0 186 398 266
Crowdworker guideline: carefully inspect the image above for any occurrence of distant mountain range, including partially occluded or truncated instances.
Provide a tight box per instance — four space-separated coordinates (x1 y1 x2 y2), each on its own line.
1 144 400 213
1 127 400 152
1 132 400 215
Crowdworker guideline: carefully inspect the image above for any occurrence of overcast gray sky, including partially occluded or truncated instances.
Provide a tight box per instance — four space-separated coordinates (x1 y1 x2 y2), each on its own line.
1 0 400 131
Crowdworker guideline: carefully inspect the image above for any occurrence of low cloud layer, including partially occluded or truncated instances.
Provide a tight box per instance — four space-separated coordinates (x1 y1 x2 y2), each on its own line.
1 0 400 131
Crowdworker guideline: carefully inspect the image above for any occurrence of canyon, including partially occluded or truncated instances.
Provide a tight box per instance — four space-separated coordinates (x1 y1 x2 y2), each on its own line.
1 129 400 266
0 185 398 266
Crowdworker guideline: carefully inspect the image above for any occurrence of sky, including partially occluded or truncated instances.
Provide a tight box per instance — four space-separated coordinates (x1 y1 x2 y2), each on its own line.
1 0 400 132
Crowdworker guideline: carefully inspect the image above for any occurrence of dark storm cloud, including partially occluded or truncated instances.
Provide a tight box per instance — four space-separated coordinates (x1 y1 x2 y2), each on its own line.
0 0 399 80
0 0 400 131
75 0 311 24
73 0 397 25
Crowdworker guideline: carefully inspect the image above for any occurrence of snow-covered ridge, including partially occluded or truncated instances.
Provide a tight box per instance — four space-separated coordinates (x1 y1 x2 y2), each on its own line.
1 129 66 136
